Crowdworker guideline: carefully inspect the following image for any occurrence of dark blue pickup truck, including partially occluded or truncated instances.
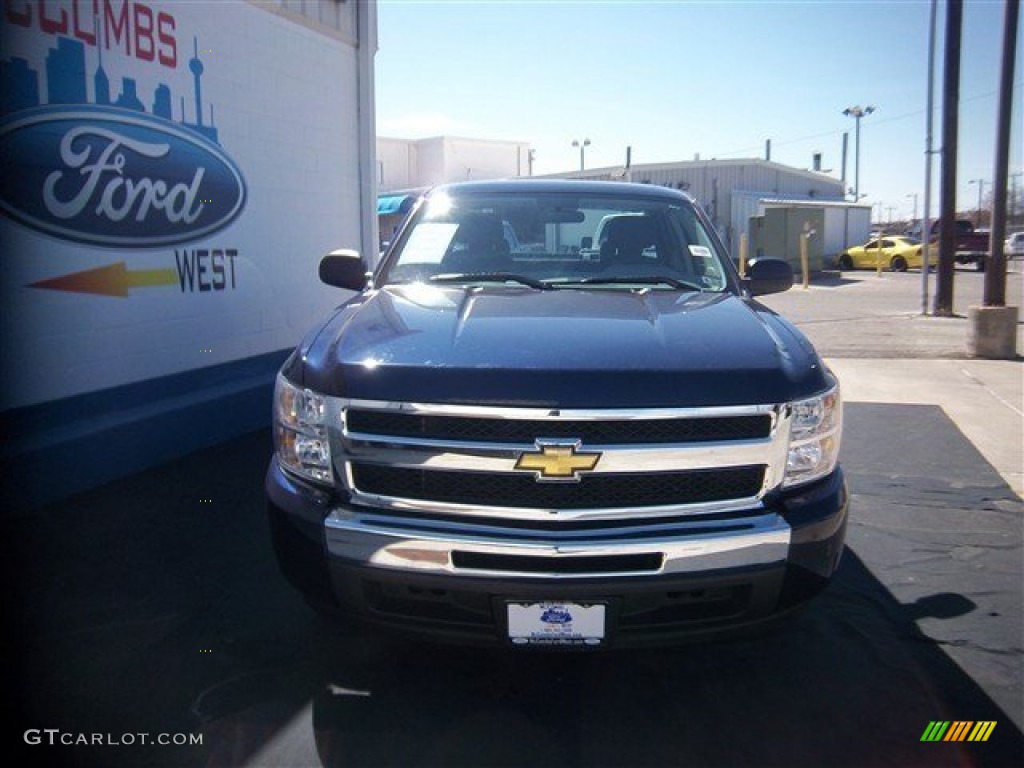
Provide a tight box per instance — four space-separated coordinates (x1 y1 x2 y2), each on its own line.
266 180 848 648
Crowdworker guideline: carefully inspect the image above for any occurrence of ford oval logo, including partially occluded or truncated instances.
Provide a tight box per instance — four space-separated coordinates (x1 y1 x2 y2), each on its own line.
0 105 246 248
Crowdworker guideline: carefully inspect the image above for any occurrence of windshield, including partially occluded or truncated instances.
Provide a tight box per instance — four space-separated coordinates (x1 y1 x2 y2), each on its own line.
378 189 732 292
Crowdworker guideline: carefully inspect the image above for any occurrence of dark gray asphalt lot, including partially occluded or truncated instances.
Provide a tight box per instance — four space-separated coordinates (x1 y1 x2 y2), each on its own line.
3 267 1022 767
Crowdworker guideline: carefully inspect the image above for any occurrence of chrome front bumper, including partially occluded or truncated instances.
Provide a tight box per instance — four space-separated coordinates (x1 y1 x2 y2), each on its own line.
324 506 791 580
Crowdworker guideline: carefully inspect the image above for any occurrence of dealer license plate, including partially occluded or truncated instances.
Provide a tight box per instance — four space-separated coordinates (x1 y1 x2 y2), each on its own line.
507 601 606 646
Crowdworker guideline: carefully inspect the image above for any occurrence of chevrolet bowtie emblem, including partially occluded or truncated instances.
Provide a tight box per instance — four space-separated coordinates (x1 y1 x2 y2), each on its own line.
514 441 601 482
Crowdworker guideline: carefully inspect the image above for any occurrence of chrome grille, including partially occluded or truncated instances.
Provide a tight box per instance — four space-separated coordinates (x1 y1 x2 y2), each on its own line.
345 410 772 444
334 400 791 523
351 464 766 510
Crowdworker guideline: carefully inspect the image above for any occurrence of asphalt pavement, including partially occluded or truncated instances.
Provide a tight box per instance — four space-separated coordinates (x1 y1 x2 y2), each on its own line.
3 265 1022 767
757 266 1024 495
759 265 1024 360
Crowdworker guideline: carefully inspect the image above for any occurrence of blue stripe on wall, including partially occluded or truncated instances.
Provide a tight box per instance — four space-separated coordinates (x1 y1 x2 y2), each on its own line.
0 349 291 515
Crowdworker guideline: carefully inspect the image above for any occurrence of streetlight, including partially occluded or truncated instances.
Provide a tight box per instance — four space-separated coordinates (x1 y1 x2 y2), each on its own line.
842 105 875 199
968 178 985 227
906 192 918 223
571 138 591 171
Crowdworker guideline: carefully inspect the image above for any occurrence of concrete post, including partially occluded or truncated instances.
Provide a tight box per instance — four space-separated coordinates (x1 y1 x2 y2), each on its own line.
967 306 1019 359
967 0 1018 360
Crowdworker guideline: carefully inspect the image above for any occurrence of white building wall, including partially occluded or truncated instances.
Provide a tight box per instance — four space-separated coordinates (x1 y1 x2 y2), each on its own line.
377 136 531 191
444 137 530 181
0 0 373 408
377 137 417 189
416 138 448 188
258 0 357 40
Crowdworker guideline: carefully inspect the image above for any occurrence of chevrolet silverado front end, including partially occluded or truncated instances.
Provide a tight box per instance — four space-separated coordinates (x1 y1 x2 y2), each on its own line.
266 180 848 648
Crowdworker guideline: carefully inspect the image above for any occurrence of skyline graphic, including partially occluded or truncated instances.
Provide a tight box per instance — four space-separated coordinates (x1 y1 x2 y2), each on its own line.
1 31 219 145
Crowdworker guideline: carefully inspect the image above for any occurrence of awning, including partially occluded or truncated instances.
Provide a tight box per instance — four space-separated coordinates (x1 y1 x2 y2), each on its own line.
377 194 415 215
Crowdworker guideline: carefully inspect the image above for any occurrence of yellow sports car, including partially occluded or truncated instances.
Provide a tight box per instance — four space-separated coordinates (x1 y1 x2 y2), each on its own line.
837 236 924 272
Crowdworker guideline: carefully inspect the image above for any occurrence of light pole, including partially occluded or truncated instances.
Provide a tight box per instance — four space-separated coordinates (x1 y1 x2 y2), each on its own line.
1011 171 1023 222
921 0 937 316
571 138 591 172
968 178 985 227
906 192 918 229
842 105 875 199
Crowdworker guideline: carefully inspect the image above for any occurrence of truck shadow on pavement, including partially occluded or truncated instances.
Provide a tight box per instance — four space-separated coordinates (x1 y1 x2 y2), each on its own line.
193 550 1022 768
4 406 1022 767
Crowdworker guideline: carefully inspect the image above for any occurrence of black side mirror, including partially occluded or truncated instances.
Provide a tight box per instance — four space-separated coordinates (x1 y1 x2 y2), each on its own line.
746 258 793 296
319 249 369 291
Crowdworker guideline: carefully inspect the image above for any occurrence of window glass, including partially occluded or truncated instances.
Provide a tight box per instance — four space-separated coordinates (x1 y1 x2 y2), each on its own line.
382 191 730 292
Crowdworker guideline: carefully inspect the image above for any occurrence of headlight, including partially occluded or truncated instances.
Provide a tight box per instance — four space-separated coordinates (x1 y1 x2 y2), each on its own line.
273 373 332 484
784 383 842 488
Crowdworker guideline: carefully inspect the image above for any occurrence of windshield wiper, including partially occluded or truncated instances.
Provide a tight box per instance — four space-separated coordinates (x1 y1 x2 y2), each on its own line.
557 276 705 291
429 272 554 290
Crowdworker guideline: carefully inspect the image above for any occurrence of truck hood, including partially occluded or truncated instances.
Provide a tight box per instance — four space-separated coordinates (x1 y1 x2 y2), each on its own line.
290 284 830 408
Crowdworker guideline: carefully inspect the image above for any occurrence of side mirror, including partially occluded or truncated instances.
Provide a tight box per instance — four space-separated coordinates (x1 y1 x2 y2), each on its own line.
746 258 793 296
319 249 369 291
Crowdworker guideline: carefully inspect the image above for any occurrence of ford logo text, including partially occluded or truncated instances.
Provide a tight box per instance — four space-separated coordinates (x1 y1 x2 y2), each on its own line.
0 106 246 248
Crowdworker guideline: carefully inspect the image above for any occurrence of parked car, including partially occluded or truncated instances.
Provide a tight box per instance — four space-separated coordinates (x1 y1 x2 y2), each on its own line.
837 236 924 272
267 179 848 649
1005 232 1024 260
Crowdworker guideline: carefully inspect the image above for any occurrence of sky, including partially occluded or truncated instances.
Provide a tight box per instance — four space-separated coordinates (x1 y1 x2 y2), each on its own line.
375 0 1023 225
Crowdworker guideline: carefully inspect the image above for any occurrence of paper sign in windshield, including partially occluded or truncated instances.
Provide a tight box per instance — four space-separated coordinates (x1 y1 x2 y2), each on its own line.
399 222 458 264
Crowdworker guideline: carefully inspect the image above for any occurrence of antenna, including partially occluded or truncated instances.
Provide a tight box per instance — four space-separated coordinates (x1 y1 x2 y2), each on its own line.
189 36 204 126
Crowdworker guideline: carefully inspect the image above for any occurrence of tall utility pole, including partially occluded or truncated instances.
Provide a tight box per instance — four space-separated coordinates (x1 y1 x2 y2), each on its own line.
985 0 1019 309
843 106 875 199
907 192 919 224
934 0 963 318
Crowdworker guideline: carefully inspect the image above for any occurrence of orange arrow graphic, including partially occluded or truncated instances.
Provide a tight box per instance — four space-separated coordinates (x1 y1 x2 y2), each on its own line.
28 262 178 297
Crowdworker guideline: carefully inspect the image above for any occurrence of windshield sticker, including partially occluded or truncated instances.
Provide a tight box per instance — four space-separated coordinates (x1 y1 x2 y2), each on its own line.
689 245 712 259
399 222 458 264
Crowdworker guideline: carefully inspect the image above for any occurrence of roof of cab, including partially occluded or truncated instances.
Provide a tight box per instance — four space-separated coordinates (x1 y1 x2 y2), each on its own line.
429 178 695 202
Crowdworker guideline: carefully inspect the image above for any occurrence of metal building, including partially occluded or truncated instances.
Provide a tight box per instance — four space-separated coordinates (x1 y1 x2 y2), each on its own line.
548 158 869 262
